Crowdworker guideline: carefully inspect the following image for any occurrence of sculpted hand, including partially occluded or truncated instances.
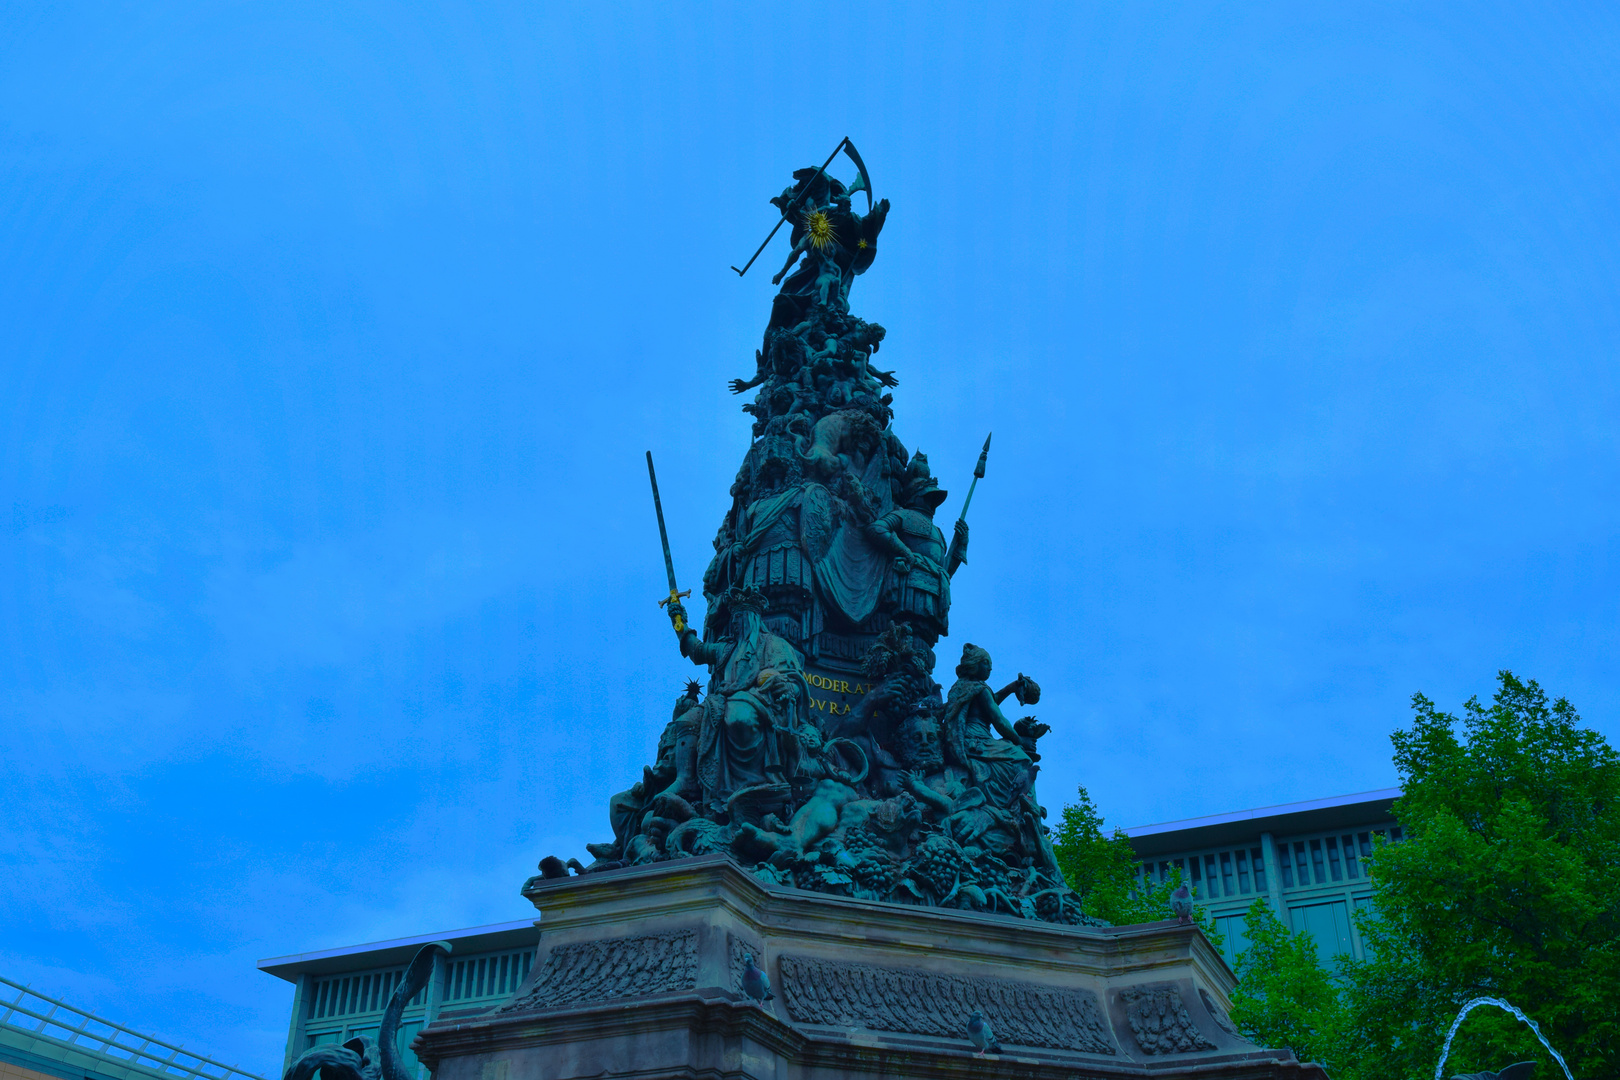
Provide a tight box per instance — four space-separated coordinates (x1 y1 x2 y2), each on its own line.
891 555 912 575
948 519 969 563
667 601 689 630
728 379 751 395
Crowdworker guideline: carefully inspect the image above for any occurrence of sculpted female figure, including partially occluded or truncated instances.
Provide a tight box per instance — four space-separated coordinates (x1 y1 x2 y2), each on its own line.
940 644 1038 856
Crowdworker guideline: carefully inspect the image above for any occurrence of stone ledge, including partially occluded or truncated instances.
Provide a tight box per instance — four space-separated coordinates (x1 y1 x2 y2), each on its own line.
519 855 1235 996
416 858 1323 1080
418 989 1320 1080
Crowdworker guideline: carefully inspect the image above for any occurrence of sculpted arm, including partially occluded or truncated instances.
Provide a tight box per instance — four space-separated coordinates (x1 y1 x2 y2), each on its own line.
772 232 810 285
993 672 1040 706
902 770 954 815
976 684 1022 744
667 602 722 667
729 349 767 395
679 629 723 667
865 513 915 565
946 519 968 577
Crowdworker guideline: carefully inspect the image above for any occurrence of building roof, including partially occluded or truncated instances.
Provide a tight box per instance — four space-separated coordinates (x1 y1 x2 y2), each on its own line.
1123 788 1402 858
257 918 540 983
0 975 266 1080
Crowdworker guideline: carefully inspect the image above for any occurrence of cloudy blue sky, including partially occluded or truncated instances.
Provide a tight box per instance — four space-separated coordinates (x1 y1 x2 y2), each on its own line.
3 2 1617 1073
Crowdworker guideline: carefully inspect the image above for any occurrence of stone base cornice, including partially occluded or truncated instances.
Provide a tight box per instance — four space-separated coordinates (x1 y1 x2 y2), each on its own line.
415 857 1324 1080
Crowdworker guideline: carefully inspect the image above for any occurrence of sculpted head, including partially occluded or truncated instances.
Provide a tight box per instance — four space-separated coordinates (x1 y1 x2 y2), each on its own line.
672 680 702 721
898 712 944 772
956 643 992 682
901 451 948 514
724 585 768 636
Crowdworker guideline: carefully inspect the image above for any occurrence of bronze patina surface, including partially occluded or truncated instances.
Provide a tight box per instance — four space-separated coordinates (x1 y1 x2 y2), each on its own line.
561 156 1083 926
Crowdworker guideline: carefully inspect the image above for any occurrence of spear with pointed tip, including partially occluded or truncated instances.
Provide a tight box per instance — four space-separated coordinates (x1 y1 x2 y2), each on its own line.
957 433 992 523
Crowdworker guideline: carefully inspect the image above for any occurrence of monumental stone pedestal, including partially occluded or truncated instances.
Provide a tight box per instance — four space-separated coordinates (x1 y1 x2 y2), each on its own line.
412 857 1325 1080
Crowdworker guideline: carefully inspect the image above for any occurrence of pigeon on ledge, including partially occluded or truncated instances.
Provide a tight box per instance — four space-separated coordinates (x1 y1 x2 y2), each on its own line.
1169 882 1194 924
966 1010 1002 1055
741 954 773 1004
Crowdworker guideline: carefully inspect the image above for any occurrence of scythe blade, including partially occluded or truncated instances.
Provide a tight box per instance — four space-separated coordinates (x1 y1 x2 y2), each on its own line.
842 138 874 212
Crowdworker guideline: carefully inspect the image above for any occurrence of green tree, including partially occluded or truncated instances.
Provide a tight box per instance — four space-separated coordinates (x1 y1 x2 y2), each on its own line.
1329 672 1619 1080
1229 898 1343 1069
1052 786 1219 946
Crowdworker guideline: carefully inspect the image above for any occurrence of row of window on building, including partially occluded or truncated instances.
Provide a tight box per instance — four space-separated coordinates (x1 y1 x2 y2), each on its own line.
308 968 426 1020
442 950 533 1004
305 948 535 1022
1138 827 1404 900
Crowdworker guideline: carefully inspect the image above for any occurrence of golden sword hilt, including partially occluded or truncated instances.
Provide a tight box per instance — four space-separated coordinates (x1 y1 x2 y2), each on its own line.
658 588 692 632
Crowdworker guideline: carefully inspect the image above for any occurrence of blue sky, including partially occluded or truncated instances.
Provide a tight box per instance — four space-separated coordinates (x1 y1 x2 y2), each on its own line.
3 2 1617 1073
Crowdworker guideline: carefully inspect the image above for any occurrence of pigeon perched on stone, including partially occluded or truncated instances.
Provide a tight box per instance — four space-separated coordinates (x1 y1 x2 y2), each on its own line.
741 954 773 1004
1169 882 1194 924
966 1010 1002 1055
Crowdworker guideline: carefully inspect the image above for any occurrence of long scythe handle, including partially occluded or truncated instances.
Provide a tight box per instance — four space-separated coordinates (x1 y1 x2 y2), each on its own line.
731 137 849 277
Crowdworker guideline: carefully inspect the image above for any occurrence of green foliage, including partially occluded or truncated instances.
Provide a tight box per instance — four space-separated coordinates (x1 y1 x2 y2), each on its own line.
1051 786 1220 946
1229 898 1343 1069
1329 671 1619 1080
1069 676 1615 1078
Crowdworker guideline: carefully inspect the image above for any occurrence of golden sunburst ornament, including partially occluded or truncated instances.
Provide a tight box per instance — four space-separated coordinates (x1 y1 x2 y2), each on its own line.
804 209 836 250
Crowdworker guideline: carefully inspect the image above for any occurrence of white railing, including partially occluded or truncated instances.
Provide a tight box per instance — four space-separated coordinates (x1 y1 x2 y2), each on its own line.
0 974 268 1080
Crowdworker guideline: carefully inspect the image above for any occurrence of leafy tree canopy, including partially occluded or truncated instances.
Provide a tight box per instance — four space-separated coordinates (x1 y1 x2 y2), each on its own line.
1330 671 1619 1079
1067 674 1614 1078
1052 785 1220 946
1229 898 1341 1069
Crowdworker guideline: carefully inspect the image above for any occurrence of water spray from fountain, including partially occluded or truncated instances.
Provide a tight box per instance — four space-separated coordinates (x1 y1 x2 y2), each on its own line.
1433 997 1574 1080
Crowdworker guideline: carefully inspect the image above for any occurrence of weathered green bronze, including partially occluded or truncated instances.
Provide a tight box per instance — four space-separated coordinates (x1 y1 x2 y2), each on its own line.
555 152 1098 926
730 136 872 276
645 451 691 632
957 432 991 525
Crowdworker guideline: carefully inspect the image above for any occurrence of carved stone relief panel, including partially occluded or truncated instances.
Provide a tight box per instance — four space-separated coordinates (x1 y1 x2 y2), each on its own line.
501 930 697 1012
1116 984 1216 1055
779 954 1115 1054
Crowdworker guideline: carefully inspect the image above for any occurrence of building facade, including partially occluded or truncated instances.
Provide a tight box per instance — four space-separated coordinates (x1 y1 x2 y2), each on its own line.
1124 788 1404 968
257 920 541 1078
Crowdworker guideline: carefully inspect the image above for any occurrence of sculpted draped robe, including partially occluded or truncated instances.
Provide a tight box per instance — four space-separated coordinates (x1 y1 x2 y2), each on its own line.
941 677 1035 858
681 613 807 807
